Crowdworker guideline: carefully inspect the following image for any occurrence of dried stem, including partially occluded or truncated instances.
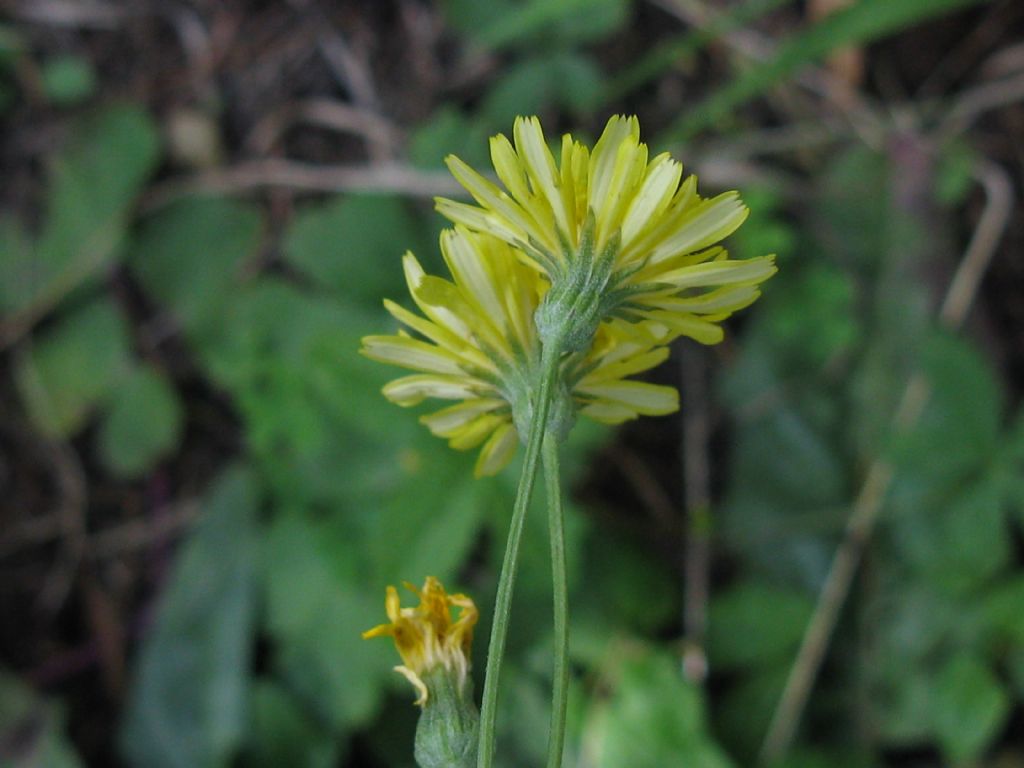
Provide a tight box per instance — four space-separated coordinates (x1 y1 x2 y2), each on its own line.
759 157 1013 763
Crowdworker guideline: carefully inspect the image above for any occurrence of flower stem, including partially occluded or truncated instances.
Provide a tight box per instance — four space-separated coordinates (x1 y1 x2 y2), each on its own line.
542 432 569 768
477 344 562 768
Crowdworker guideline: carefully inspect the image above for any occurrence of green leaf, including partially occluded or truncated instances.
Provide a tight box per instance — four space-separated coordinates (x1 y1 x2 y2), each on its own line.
367 449 488 587
931 653 1010 764
714 665 787 761
669 0 990 139
480 53 603 128
15 296 132 437
97 365 184 478
282 194 420 305
120 466 260 768
762 263 861 369
889 475 1009 595
0 669 83 768
707 582 814 670
2 105 159 319
891 332 1002 486
981 576 1024 649
859 580 965 745
40 55 96 106
408 107 490 170
582 647 733 768
129 196 263 335
577 527 678 635
244 680 338 768
262 513 393 731
445 0 628 50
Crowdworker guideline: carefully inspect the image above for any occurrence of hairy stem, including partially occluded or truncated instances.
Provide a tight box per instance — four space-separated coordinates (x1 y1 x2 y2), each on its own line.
543 433 569 768
478 345 562 768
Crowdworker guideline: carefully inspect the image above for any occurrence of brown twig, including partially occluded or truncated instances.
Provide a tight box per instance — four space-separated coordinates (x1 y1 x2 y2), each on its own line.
142 159 465 211
245 99 402 161
3 0 130 28
36 440 88 615
759 156 1014 764
86 501 199 560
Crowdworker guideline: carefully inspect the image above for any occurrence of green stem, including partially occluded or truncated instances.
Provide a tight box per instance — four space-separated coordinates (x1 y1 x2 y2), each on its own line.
542 433 569 768
477 344 562 768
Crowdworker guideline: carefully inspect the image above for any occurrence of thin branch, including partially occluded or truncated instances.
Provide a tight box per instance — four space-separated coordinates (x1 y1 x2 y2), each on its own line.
3 0 130 28
938 69 1024 143
86 501 200 559
142 159 465 211
759 157 1014 764
245 99 402 161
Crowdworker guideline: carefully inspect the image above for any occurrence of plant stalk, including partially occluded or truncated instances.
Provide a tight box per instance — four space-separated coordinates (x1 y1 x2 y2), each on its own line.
477 343 562 768
542 433 569 768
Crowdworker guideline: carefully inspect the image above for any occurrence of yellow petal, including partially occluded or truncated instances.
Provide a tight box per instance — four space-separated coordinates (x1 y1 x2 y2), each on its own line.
490 133 532 204
641 311 726 345
583 347 670 383
644 285 763 315
655 255 777 290
435 198 524 245
361 335 466 375
420 398 507 438
445 154 538 243
382 374 487 406
576 380 679 416
474 422 518 477
579 401 638 425
645 192 749 265
620 154 683 246
394 665 430 707
512 116 567 240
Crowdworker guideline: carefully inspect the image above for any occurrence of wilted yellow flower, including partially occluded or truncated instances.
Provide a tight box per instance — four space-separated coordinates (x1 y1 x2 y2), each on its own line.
363 576 478 707
436 115 776 346
361 227 678 475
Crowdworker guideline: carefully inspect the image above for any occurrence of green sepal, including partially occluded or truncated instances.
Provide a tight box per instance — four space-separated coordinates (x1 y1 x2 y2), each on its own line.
414 666 479 768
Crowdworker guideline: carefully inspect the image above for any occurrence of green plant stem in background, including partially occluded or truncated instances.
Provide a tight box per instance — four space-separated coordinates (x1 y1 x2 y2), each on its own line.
477 344 563 768
542 433 569 768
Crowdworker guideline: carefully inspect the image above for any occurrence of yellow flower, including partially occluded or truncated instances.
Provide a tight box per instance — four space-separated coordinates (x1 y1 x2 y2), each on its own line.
363 576 478 707
436 115 776 345
361 227 678 475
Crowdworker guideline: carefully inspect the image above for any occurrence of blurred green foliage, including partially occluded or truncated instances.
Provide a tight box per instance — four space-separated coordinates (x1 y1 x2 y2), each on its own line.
1 1 1020 767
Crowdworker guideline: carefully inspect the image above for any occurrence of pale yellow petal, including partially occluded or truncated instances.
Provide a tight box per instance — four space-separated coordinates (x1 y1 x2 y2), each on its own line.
645 192 749 265
445 155 538 241
583 347 670 383
620 154 683 246
579 401 637 425
641 311 725 345
361 335 466 375
643 285 762 315
440 229 505 328
490 133 532 204
420 398 507 437
654 255 777 290
382 374 487 406
435 198 524 245
447 412 507 451
576 380 679 416
394 666 430 707
512 116 567 239
474 422 518 477
588 116 639 216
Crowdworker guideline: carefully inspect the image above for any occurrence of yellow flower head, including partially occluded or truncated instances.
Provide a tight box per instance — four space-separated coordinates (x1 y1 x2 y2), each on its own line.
363 576 478 707
436 115 777 345
361 226 679 475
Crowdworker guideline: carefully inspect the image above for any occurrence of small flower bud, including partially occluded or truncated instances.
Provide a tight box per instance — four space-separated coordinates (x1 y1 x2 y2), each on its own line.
414 666 479 768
